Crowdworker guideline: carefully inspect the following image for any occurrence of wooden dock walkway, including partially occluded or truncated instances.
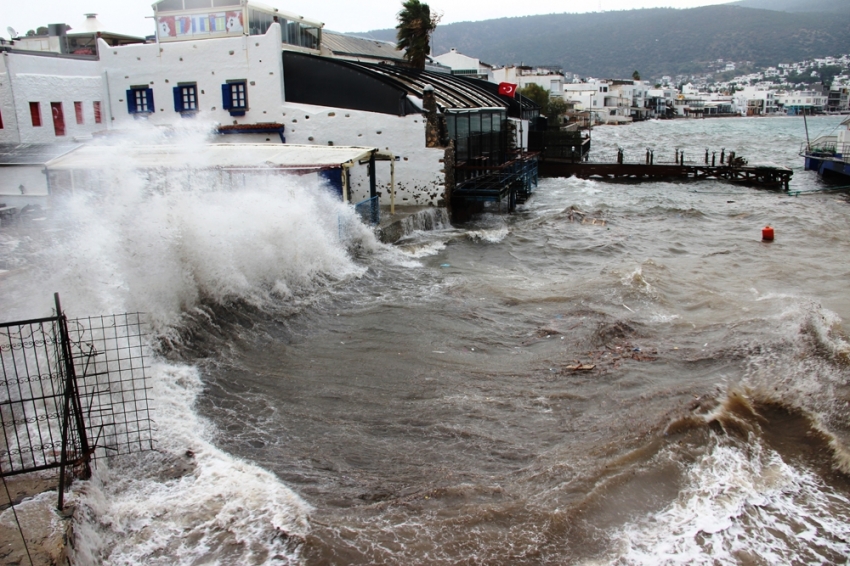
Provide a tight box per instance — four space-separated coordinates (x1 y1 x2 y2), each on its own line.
540 159 792 189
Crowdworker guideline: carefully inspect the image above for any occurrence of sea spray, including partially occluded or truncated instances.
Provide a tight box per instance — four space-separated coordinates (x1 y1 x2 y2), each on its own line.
4 144 378 334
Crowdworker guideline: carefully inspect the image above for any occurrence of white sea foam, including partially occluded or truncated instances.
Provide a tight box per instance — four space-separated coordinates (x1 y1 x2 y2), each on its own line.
397 237 448 259
607 441 850 565
69 362 311 565
466 226 510 244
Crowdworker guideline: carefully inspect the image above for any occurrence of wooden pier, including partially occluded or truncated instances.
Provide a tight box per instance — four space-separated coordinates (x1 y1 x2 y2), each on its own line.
540 158 792 189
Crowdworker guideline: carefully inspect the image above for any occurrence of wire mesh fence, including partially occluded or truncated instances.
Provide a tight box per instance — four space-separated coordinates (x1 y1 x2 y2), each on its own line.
0 295 154 509
0 316 78 476
66 312 154 461
354 195 380 225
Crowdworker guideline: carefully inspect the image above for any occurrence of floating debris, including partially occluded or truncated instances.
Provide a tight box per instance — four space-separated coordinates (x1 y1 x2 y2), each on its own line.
565 363 596 371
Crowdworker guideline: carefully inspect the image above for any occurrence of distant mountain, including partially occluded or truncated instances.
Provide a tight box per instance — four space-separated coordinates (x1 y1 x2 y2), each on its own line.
362 4 850 79
732 0 850 13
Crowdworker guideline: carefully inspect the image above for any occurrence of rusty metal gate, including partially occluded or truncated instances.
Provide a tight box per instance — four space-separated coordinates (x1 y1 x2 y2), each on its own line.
0 294 153 509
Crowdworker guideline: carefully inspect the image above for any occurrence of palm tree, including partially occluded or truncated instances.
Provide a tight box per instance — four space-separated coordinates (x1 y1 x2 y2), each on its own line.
396 0 440 70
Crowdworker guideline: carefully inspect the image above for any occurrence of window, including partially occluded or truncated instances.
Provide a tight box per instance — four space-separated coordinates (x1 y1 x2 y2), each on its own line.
222 80 247 116
282 20 320 49
51 102 66 136
126 87 155 115
30 102 42 127
173 83 198 114
93 101 103 124
75 101 84 124
248 9 274 35
156 0 183 10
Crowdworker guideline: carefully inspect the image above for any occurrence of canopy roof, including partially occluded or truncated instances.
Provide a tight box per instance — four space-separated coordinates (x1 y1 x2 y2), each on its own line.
0 144 84 166
45 144 377 170
283 51 540 118
321 31 404 62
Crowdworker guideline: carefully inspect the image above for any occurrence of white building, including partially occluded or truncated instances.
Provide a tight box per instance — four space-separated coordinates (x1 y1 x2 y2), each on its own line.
562 79 652 123
0 50 105 144
10 14 146 56
776 90 829 115
432 48 492 81
2 0 537 209
735 86 778 116
492 66 565 99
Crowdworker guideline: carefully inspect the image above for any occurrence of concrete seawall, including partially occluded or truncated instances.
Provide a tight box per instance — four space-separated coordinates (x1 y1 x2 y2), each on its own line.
376 206 450 244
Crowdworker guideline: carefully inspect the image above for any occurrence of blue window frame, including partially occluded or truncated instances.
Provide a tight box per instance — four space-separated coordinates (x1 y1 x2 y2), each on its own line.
222 80 248 116
173 83 198 115
126 87 154 115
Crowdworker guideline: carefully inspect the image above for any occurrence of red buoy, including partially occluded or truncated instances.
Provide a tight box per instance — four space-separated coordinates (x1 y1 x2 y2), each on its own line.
762 226 774 241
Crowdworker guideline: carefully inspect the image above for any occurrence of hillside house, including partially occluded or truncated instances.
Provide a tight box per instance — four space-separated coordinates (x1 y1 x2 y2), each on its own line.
735 87 778 116
776 90 829 115
827 86 850 113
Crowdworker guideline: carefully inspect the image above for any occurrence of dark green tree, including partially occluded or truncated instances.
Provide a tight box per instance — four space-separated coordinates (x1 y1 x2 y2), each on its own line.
547 97 568 125
520 84 568 126
632 70 641 81
520 83 550 114
396 0 440 70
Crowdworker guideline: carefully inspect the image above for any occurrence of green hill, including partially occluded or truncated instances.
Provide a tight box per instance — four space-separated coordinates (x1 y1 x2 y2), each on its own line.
362 4 850 79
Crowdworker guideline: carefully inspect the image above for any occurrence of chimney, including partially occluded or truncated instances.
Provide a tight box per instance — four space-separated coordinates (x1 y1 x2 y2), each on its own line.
47 23 68 53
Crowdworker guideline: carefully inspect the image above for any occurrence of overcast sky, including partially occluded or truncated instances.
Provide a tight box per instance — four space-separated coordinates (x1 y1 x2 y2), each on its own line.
3 0 734 38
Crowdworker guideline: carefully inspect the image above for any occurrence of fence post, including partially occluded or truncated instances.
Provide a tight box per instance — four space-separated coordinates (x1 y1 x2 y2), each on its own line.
54 293 90 510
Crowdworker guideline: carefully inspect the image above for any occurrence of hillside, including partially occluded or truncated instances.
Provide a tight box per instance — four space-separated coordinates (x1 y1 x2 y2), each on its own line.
732 0 850 13
362 5 850 79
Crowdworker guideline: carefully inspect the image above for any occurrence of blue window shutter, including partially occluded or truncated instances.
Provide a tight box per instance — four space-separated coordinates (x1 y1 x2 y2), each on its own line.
222 84 232 110
173 86 182 112
126 89 135 113
146 89 155 113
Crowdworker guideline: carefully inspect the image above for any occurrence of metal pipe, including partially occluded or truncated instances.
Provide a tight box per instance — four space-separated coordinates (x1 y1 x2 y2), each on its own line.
390 156 395 216
343 163 350 203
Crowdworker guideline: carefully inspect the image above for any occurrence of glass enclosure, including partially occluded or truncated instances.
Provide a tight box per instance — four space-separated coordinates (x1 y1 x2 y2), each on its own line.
445 109 507 163
154 0 321 49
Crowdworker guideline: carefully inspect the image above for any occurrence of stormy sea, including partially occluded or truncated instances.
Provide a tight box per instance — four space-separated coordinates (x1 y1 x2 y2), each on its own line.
2 115 849 564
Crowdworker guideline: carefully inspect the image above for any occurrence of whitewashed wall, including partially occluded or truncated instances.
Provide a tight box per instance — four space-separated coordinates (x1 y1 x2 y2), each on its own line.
0 52 103 144
101 25 285 129
0 55 20 144
280 103 445 206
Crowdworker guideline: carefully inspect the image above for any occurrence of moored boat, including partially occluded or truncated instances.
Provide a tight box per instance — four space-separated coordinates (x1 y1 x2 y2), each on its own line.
801 116 850 180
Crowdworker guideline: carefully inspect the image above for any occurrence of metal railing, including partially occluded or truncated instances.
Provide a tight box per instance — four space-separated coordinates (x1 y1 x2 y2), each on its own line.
801 139 849 162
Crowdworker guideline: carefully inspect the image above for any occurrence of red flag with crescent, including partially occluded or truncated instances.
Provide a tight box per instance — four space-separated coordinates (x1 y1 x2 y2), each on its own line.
498 82 518 97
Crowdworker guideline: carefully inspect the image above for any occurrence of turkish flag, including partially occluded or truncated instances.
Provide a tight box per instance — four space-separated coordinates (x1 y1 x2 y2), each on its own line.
498 82 518 97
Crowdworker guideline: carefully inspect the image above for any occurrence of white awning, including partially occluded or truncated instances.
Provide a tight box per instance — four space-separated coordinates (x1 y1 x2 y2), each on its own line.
45 144 377 171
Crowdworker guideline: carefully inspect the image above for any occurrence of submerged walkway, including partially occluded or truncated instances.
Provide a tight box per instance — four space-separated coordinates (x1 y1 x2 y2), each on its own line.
540 151 792 190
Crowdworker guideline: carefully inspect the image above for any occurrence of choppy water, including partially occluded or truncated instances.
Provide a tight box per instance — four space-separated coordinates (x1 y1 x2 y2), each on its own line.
2 116 850 565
